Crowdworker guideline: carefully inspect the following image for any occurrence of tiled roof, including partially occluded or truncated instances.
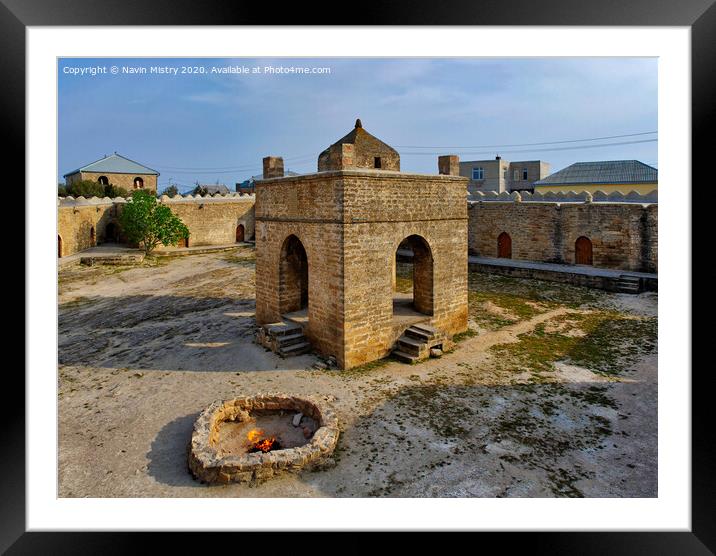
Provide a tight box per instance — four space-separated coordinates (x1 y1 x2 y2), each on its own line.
64 153 159 177
199 184 231 195
534 160 657 186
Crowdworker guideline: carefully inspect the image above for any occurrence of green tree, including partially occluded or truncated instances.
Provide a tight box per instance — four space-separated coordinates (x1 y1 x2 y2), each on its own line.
67 179 105 198
58 184 68 197
162 184 179 197
104 183 131 198
119 190 189 255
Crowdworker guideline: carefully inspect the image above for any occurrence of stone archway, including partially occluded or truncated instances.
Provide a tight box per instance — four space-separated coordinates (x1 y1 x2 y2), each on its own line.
394 235 433 316
236 224 245 243
105 222 118 243
98 176 109 185
575 236 593 265
133 177 144 189
279 235 309 315
497 232 512 259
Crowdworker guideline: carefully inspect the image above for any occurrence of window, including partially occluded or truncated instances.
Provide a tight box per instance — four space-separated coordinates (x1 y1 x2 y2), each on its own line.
513 169 520 180
472 167 484 180
133 177 144 189
374 157 382 169
98 176 109 185
522 168 528 180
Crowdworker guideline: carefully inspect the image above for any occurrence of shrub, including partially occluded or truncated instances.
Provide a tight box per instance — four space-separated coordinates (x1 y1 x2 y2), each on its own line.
119 190 189 254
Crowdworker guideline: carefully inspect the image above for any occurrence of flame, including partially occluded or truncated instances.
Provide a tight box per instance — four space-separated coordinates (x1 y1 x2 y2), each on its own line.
246 428 279 453
247 429 263 443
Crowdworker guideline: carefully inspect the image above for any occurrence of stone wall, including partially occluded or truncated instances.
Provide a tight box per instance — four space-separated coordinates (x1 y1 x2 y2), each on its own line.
67 171 159 193
468 199 658 272
57 198 118 257
58 194 255 257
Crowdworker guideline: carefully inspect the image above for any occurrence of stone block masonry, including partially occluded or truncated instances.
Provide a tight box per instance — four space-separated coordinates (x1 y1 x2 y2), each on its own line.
468 200 657 273
255 169 469 370
58 193 255 258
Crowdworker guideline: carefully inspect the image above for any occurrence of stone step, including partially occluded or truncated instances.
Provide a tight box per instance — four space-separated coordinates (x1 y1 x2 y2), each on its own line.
397 336 424 356
392 350 418 364
411 323 438 336
276 332 307 347
404 327 433 342
279 341 312 356
264 322 302 337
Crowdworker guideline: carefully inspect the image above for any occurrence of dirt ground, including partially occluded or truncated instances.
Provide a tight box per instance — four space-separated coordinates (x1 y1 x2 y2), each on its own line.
58 247 657 498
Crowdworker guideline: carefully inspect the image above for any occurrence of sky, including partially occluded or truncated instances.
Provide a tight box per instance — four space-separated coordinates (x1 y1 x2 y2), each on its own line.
58 58 657 193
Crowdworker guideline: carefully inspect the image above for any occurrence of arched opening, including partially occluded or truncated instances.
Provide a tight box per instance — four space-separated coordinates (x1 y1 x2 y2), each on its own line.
90 226 96 247
178 236 189 248
279 235 309 316
58 235 62 258
236 224 245 243
497 232 512 259
98 176 109 185
393 235 433 316
575 236 593 265
133 177 144 189
104 222 118 244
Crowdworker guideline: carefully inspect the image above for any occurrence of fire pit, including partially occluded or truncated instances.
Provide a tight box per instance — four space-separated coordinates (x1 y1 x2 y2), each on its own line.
188 393 339 484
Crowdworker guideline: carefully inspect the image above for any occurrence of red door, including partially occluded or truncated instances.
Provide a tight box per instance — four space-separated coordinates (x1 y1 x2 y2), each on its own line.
575 236 593 265
236 224 245 243
497 232 512 258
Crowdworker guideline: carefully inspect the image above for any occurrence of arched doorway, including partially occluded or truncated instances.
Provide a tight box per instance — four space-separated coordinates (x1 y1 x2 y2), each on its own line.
393 235 433 316
575 236 593 265
58 235 62 258
133 177 144 189
279 235 309 315
236 224 245 243
105 222 118 243
98 176 109 185
497 232 512 259
90 226 96 247
178 236 189 248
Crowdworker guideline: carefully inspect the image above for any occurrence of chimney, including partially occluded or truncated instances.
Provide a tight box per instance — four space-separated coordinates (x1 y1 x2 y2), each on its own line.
438 155 460 176
262 156 284 179
495 154 501 161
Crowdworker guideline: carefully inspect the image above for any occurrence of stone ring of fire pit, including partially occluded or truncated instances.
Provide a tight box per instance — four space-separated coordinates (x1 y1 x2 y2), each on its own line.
188 393 340 484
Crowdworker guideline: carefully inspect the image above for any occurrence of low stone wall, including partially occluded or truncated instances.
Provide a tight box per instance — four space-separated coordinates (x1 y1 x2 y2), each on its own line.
468 260 658 292
188 393 340 485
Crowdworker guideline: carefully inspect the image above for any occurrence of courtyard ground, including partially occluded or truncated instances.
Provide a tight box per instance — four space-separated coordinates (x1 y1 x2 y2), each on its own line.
58 246 657 497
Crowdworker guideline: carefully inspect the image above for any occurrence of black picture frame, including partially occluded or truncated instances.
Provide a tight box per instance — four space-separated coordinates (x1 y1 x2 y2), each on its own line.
5 0 714 552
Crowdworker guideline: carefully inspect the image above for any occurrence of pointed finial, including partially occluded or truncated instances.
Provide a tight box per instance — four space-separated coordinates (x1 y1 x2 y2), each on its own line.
355 118 362 129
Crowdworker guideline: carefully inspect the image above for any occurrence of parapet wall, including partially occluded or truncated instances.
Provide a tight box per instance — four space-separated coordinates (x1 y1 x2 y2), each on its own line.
468 195 657 272
470 189 658 204
58 193 256 257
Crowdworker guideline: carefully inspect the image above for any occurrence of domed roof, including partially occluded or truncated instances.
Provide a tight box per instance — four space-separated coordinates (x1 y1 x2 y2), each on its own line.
318 119 400 171
320 119 398 156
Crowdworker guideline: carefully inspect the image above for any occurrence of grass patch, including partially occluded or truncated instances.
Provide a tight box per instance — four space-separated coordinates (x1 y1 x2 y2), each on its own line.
491 311 657 377
453 328 478 343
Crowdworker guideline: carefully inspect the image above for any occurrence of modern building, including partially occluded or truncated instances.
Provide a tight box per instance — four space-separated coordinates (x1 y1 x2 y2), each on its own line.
63 152 159 193
534 160 658 194
459 156 551 195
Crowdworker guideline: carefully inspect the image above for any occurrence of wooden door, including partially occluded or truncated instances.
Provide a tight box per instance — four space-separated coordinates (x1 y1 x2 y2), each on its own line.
236 224 245 243
575 236 593 265
497 232 512 258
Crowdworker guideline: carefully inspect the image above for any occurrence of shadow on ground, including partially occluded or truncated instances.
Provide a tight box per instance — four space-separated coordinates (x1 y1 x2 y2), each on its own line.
58 294 317 372
146 412 204 487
